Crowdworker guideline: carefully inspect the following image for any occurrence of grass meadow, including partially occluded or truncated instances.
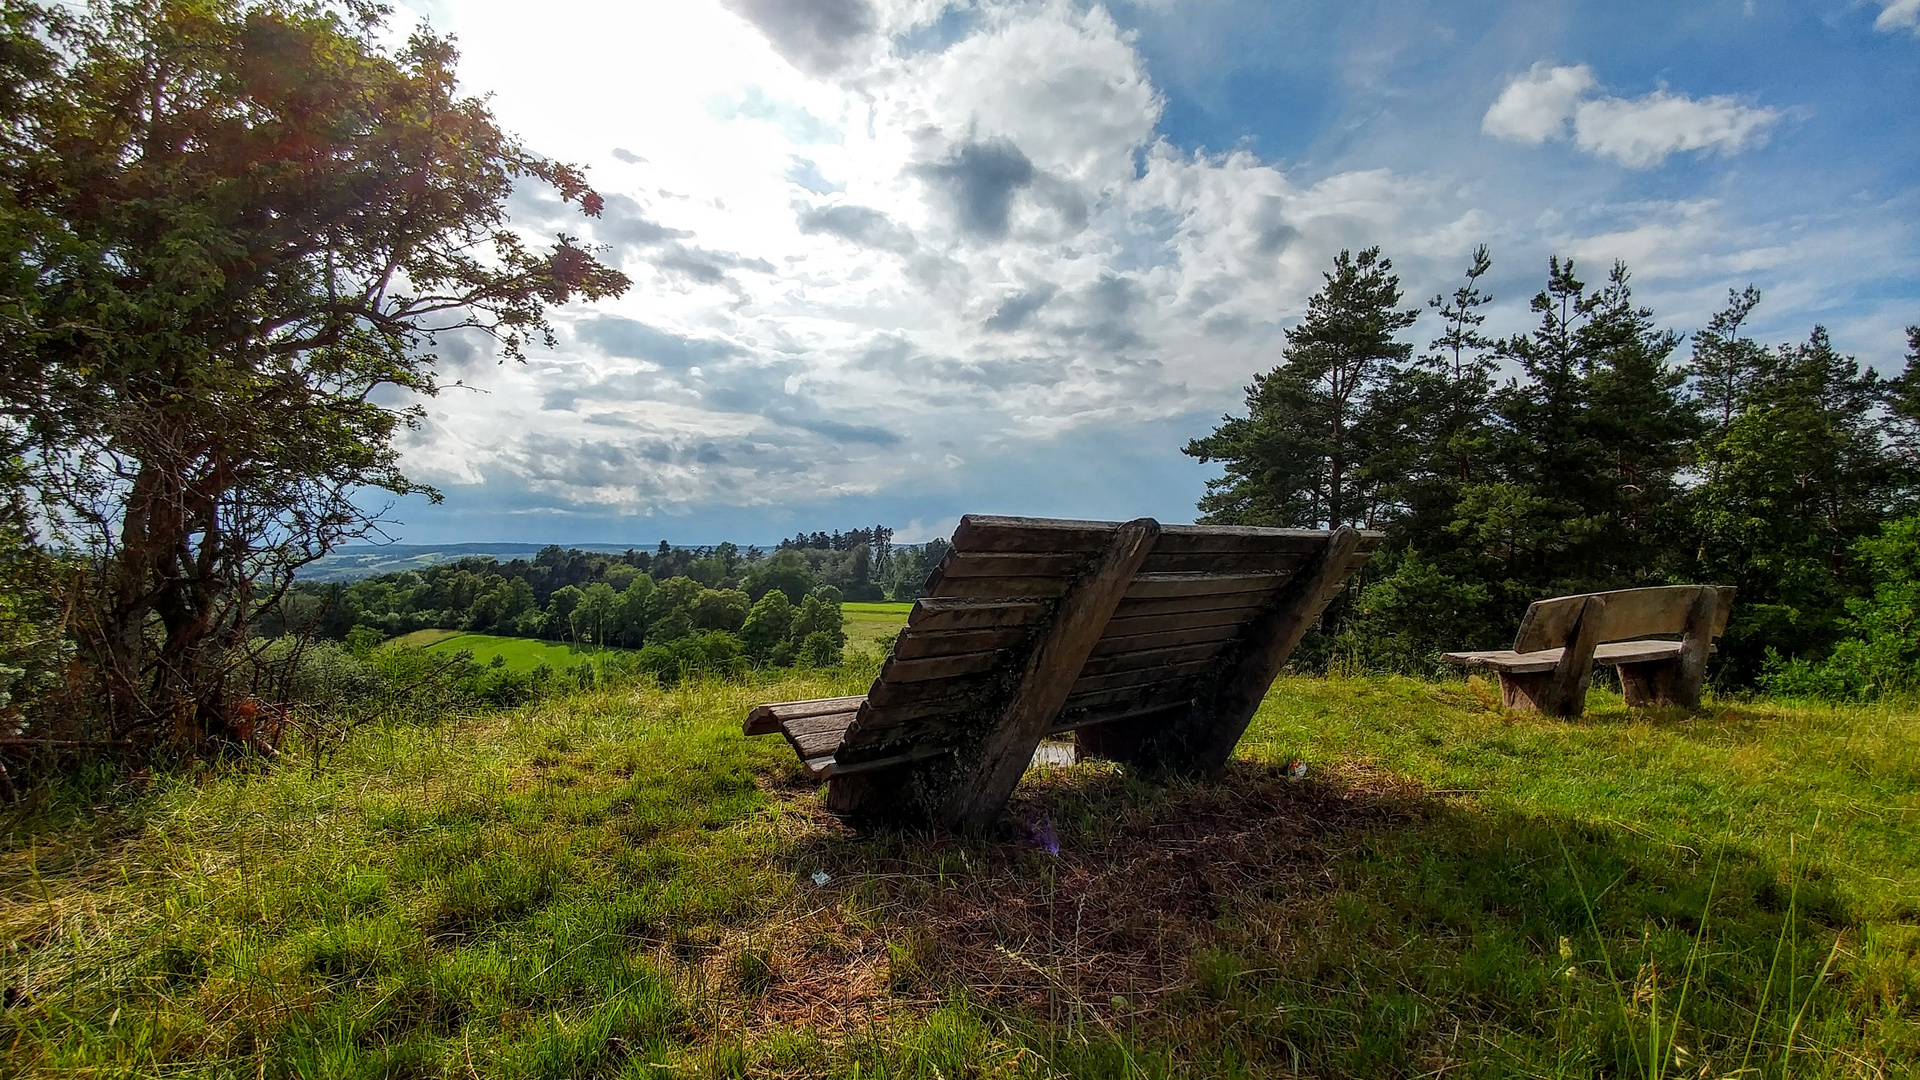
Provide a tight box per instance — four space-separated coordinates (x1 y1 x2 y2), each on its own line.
415 632 634 675
840 602 914 660
2 643 1918 1076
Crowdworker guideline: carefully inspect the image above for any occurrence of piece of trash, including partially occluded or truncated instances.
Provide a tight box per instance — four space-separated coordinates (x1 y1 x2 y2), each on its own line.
811 870 830 886
1287 759 1307 782
1017 809 1060 855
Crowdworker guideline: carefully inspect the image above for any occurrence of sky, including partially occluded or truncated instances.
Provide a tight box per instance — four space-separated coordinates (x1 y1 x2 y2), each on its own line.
374 0 1920 547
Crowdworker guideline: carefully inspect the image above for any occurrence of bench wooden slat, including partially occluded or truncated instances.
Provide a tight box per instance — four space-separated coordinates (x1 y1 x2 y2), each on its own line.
948 515 1120 553
1046 700 1189 736
1123 572 1285 600
1088 622 1243 657
1513 586 1735 653
930 576 1072 599
935 551 1091 578
1063 680 1205 713
1070 659 1218 695
743 695 868 736
879 649 1009 683
890 626 1031 660
1079 641 1229 676
1138 550 1310 575
1101 608 1257 636
950 515 1386 557
906 598 1049 632
1445 639 1700 674
1110 592 1270 620
866 671 998 710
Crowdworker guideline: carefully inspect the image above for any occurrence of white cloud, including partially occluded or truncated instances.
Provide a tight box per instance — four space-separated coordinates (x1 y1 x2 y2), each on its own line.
367 1 1909 539
1875 0 1920 34
1481 62 1596 143
1483 63 1779 168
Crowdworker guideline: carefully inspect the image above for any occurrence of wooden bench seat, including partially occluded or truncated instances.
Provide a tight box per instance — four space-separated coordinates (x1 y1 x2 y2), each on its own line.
1445 638 1707 674
1444 586 1734 716
744 514 1381 828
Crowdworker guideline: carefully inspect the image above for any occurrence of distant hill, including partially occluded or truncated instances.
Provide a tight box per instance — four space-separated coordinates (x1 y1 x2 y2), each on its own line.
297 543 672 583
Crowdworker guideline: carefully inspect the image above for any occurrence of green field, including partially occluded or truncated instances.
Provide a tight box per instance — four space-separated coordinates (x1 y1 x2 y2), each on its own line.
419 632 631 672
4 669 1916 1077
841 601 912 658
386 606 916 673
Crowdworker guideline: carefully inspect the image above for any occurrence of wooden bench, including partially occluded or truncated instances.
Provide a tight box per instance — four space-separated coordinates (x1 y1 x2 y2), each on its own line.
1443 585 1735 717
744 515 1381 829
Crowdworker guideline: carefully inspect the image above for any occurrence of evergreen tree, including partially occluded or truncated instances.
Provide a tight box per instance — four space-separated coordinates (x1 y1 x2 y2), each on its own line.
1688 286 1769 443
1186 248 1419 528
1688 326 1915 679
1577 262 1697 582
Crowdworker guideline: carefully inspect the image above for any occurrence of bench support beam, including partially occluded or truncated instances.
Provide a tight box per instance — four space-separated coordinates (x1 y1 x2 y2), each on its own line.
1087 526 1361 774
936 518 1160 831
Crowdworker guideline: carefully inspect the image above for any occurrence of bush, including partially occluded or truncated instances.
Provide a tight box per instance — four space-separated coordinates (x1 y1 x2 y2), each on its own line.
1762 512 1920 701
632 631 745 687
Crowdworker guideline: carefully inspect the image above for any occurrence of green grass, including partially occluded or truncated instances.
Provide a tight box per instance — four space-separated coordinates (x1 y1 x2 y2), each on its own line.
840 602 911 659
419 632 632 674
388 628 464 649
3 670 1917 1077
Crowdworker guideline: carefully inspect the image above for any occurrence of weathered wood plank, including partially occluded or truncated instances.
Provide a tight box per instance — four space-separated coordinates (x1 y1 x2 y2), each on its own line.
906 598 1049 632
1063 680 1203 714
1123 572 1284 600
930 576 1073 600
822 743 952 779
1155 525 1364 555
934 551 1091 578
948 515 1119 553
939 518 1160 830
1137 550 1310 575
1088 622 1244 657
782 710 860 759
1068 659 1217 695
1513 585 1733 652
1101 607 1258 637
864 671 999 711
949 515 1384 557
1079 641 1229 676
1050 700 1189 736
1445 639 1690 674
847 695 984 729
1111 592 1270 620
743 695 868 736
891 626 1031 660
878 649 1008 684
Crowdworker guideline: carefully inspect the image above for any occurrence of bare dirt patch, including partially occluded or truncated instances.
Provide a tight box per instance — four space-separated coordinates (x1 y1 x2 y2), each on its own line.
737 759 1430 1035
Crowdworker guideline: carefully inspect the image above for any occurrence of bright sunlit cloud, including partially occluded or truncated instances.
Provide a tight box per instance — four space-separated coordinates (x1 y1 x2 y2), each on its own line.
374 0 1919 544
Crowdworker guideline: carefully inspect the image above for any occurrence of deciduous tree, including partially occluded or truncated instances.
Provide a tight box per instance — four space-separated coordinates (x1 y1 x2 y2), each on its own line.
0 1 627 748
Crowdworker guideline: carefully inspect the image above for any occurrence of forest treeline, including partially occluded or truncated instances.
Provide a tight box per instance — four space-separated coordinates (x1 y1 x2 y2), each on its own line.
270 534 950 662
1187 246 1920 694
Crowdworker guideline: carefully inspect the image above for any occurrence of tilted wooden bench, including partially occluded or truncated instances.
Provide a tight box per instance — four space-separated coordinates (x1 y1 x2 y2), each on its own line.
1443 585 1735 717
744 515 1381 829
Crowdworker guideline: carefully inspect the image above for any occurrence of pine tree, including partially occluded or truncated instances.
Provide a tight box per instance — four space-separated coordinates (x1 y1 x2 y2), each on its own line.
1689 326 1916 679
1577 262 1697 582
1186 247 1419 528
1689 286 1769 442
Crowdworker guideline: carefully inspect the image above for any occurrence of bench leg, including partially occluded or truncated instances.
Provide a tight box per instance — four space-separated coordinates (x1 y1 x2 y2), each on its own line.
1497 671 1554 713
1615 658 1703 709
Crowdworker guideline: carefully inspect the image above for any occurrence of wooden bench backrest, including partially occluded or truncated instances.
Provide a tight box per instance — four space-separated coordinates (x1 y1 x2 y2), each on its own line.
826 515 1380 776
1512 585 1736 654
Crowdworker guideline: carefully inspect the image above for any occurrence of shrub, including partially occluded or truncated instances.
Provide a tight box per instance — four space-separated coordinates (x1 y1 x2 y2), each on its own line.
633 631 745 687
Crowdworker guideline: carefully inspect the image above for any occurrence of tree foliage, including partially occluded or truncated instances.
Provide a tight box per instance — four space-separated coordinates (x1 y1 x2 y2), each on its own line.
1189 246 1916 685
0 0 628 750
